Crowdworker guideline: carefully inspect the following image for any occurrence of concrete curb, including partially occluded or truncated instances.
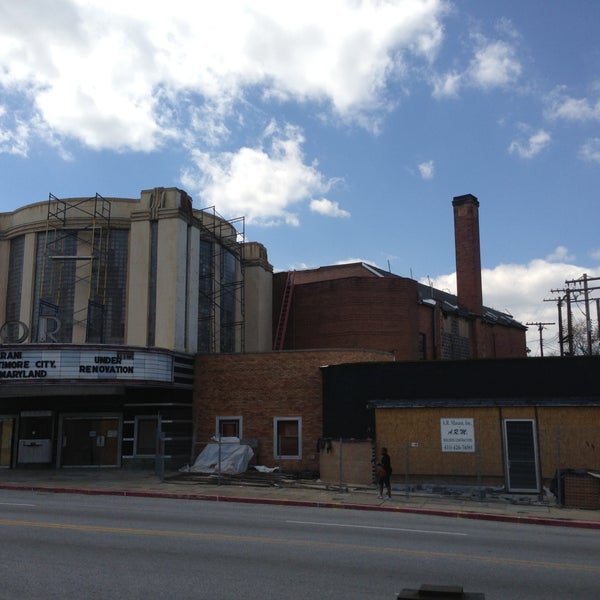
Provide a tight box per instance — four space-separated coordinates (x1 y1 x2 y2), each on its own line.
2 483 599 530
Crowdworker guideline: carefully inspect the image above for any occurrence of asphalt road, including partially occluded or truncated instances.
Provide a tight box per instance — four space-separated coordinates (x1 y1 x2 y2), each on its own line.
0 489 598 599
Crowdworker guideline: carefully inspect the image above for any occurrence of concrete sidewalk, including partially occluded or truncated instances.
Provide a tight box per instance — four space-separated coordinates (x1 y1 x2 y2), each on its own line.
1 469 599 530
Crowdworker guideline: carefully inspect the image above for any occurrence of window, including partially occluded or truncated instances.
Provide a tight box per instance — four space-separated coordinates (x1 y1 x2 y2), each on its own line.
216 416 242 439
6 236 24 329
418 332 426 360
147 222 158 347
274 417 302 459
135 416 159 456
87 229 129 344
33 230 76 342
197 238 214 352
220 248 237 352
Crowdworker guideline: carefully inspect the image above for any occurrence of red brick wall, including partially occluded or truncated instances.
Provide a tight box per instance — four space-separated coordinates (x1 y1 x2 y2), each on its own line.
284 277 422 360
274 269 526 361
194 349 394 473
483 321 528 358
417 303 527 360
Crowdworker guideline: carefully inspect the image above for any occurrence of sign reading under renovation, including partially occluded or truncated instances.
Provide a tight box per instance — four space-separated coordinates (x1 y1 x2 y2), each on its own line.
0 349 173 383
440 417 475 452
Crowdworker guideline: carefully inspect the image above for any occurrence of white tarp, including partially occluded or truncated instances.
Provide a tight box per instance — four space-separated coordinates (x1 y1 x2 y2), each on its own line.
184 437 254 475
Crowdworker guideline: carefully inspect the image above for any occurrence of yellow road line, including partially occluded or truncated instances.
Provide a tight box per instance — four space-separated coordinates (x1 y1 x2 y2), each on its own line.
0 518 597 574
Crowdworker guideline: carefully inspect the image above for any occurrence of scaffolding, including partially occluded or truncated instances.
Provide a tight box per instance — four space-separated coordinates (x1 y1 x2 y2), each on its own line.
196 206 246 353
37 193 244 352
38 193 112 343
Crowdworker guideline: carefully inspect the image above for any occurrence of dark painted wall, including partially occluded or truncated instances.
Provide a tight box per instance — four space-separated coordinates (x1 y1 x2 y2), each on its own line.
321 356 600 438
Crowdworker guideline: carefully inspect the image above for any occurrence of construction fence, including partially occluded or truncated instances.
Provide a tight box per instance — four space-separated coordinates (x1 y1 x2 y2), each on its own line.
319 421 600 509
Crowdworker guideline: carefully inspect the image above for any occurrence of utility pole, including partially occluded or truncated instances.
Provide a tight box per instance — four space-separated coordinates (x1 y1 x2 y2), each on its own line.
526 321 555 357
547 274 600 355
565 273 593 355
545 293 571 355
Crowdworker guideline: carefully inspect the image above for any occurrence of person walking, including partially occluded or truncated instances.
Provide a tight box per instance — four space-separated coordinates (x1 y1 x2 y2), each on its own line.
376 447 392 500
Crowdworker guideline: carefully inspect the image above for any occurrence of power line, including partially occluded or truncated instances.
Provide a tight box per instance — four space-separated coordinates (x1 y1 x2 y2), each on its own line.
545 273 600 355
526 321 555 357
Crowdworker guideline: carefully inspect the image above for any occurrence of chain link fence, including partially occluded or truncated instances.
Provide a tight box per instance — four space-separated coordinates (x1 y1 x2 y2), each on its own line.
319 422 600 508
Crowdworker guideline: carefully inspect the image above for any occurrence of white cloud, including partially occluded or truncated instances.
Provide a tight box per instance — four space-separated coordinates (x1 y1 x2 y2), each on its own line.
0 104 72 158
546 246 575 263
546 87 600 122
180 121 336 225
467 39 522 89
508 128 551 159
0 0 448 152
418 159 435 179
580 138 600 164
590 248 600 261
336 258 379 268
431 71 462 98
0 115 29 157
310 199 350 218
429 30 521 97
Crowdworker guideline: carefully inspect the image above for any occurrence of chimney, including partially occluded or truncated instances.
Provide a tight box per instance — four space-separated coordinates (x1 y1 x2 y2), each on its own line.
452 194 483 314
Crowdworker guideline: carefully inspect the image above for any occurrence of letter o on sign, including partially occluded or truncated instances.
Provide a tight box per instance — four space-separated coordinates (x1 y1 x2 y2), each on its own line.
0 320 29 344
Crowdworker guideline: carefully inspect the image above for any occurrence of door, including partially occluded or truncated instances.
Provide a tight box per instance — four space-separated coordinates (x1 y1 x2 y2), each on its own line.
504 419 540 492
60 417 120 467
0 417 16 468
17 414 53 465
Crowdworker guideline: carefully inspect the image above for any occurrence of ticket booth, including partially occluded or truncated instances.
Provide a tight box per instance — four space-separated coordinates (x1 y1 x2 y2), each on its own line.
17 411 54 465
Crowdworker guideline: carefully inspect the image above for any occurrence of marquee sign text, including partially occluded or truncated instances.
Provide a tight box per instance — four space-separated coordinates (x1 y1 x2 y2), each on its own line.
0 349 173 383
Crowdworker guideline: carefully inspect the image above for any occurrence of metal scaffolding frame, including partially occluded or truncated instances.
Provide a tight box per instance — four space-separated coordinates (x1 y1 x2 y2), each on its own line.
196 206 246 353
39 193 112 343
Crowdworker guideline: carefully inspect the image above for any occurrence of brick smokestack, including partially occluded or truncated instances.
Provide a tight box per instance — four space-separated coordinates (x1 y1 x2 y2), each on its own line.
452 194 483 314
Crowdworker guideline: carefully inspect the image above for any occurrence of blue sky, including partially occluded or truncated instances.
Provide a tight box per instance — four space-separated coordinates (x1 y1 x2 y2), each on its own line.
1 1 599 356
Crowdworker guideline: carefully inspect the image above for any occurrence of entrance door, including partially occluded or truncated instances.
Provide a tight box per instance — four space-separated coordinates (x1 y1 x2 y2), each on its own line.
0 417 16 468
60 417 120 467
504 419 540 492
18 413 53 465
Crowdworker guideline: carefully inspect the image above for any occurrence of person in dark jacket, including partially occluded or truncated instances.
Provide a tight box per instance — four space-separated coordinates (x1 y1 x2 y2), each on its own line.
377 447 392 500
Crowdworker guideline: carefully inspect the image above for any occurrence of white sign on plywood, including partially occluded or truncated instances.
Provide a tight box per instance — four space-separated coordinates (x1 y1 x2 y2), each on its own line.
440 418 475 452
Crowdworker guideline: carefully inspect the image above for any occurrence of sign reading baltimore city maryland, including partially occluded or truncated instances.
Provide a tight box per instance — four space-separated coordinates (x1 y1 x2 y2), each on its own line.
0 349 173 383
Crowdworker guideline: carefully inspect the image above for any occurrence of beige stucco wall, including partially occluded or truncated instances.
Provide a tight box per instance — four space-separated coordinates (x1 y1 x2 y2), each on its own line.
244 242 273 352
155 216 188 350
1 188 273 354
375 405 600 486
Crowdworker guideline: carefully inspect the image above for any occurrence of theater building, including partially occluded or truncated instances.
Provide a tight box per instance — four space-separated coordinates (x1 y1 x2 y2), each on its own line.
0 187 273 469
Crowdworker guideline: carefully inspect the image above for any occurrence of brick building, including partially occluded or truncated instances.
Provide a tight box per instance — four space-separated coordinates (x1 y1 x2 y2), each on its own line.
194 349 393 474
273 194 527 360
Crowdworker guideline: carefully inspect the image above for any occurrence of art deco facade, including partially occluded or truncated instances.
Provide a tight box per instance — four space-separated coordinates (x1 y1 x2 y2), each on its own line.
0 187 272 469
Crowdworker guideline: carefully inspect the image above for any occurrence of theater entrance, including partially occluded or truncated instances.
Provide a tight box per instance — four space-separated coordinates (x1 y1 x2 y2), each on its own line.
59 416 121 467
